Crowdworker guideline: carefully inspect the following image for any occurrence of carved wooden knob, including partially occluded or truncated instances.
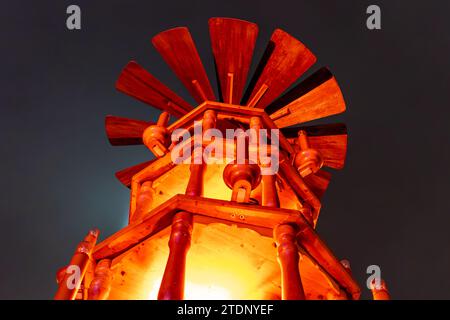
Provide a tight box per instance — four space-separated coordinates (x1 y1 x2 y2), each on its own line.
223 161 261 203
294 130 323 177
143 112 170 157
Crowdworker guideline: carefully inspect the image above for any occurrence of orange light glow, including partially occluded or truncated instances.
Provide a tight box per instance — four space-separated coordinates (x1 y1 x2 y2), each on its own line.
148 278 231 300
109 224 281 300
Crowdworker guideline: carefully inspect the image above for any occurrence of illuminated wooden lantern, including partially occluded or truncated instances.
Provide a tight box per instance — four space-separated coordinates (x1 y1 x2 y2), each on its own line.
55 17 384 300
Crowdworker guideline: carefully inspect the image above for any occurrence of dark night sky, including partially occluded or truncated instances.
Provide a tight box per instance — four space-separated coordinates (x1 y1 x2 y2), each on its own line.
1 0 449 299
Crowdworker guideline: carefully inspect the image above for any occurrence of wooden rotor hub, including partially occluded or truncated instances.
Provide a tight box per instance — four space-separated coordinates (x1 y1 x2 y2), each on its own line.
143 112 170 157
294 130 324 177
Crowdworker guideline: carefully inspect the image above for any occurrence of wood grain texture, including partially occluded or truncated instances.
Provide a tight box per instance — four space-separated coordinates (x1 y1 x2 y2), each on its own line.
93 194 310 260
107 223 348 300
152 27 216 103
166 101 294 154
297 227 361 299
310 134 347 170
303 170 332 199
284 123 348 170
281 123 347 138
209 17 258 104
105 115 152 146
242 29 316 109
94 196 359 299
158 211 193 300
275 224 305 300
269 68 346 127
116 61 193 117
115 160 156 188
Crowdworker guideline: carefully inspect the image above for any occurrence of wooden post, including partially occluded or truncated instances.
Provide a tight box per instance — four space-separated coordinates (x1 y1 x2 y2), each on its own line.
185 163 204 197
83 258 96 299
158 110 215 300
54 229 99 300
157 211 193 300
185 110 215 196
130 180 153 222
88 259 112 300
370 279 391 300
249 115 279 208
274 224 305 300
262 174 279 207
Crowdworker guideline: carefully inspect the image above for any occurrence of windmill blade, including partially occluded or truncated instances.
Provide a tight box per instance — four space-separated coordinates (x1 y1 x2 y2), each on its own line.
209 17 258 104
115 160 156 188
268 68 346 128
116 61 193 118
105 115 153 146
283 123 347 170
242 28 316 109
152 27 216 103
281 123 347 138
303 169 332 199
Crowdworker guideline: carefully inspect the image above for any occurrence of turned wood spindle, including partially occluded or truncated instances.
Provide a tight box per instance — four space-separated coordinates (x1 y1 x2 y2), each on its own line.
54 229 99 300
88 259 112 300
249 116 279 208
158 110 216 300
130 180 154 222
370 279 391 300
143 111 170 157
274 224 305 300
157 211 193 300
223 162 261 203
294 130 323 178
262 173 279 207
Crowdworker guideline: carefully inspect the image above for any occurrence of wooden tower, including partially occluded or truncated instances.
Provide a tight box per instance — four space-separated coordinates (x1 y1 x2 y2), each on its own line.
54 18 389 300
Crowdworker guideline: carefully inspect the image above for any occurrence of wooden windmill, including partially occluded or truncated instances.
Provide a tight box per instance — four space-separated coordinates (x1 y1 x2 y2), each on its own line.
54 17 390 300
